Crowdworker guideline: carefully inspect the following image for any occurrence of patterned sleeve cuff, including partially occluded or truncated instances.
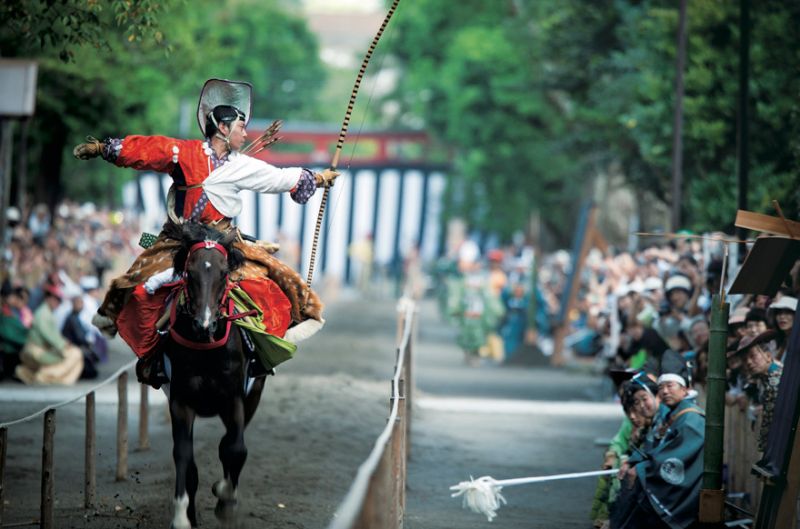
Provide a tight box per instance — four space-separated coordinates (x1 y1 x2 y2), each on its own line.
290 168 317 204
102 137 123 163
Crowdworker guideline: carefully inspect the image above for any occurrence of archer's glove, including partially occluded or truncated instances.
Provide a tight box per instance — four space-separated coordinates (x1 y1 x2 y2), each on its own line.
314 168 340 188
73 137 104 160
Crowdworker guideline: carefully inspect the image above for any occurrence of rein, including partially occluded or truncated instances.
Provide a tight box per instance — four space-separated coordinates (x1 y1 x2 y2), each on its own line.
167 240 257 350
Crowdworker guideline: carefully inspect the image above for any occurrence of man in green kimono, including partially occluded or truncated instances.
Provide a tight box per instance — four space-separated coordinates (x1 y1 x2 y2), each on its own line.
15 284 83 385
614 373 704 529
446 241 504 365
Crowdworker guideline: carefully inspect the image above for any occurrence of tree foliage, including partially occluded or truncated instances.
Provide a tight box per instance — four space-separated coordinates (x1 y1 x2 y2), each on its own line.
2 0 325 207
385 0 800 243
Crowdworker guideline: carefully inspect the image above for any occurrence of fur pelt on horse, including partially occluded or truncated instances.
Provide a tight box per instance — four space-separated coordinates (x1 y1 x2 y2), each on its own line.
96 220 324 340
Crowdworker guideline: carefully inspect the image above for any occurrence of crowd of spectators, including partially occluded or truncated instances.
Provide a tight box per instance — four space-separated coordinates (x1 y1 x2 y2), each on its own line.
0 201 140 384
434 236 553 366
435 231 798 528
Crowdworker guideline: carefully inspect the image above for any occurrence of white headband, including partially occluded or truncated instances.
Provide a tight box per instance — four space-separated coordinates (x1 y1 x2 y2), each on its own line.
657 373 686 387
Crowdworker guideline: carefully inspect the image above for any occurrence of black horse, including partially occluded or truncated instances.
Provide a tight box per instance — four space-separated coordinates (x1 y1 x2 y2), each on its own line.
162 222 265 529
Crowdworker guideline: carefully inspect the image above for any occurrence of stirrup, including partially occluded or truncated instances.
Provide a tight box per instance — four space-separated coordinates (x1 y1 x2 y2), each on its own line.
247 358 274 379
136 355 169 389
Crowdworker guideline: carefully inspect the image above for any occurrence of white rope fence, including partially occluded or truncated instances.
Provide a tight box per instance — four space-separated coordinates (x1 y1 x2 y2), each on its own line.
326 297 416 529
0 359 137 429
450 469 617 522
0 357 148 528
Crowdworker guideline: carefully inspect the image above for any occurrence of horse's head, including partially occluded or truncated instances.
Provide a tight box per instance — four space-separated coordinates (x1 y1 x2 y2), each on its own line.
172 223 244 339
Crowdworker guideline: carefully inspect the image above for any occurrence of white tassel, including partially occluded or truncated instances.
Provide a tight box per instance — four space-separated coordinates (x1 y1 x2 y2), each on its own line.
450 469 616 521
450 476 506 522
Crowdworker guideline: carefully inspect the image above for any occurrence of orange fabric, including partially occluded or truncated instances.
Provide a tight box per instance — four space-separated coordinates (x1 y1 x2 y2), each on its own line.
116 284 170 358
117 136 225 222
237 278 293 338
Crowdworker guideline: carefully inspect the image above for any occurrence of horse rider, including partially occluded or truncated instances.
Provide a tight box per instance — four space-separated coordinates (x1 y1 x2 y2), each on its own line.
73 79 339 387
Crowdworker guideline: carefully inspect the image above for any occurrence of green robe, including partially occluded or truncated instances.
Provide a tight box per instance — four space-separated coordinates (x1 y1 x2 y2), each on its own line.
447 271 504 353
629 399 705 529
23 303 67 365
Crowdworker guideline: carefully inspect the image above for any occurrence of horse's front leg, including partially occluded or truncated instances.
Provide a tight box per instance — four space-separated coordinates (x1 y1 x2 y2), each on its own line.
213 396 247 522
170 399 199 529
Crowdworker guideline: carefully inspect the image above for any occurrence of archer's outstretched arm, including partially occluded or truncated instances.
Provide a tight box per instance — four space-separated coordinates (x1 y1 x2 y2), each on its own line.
74 135 186 174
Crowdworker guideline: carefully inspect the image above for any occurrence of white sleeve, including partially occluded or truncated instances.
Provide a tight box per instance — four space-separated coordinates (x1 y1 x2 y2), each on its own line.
202 155 305 218
144 268 178 294
231 155 303 194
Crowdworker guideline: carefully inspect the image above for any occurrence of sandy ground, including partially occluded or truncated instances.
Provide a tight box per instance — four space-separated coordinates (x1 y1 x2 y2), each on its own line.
405 307 622 529
0 292 621 529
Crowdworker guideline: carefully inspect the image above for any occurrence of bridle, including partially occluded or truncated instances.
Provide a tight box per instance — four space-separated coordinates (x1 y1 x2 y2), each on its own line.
168 240 255 350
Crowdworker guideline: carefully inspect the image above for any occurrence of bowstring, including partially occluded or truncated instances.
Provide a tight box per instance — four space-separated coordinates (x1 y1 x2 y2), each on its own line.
311 9 400 278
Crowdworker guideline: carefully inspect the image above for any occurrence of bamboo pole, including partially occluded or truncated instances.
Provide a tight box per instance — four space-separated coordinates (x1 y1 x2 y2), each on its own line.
700 294 728 523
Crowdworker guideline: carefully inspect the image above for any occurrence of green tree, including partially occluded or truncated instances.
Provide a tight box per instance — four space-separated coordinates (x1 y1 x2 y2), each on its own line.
3 0 326 208
385 0 800 244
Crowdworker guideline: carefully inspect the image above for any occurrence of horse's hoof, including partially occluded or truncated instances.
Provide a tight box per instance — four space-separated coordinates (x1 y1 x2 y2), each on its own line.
214 498 238 523
170 494 192 529
211 479 236 501
212 479 238 522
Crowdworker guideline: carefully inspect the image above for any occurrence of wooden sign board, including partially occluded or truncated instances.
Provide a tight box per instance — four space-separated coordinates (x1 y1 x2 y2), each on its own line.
735 209 800 238
0 60 38 117
728 236 800 296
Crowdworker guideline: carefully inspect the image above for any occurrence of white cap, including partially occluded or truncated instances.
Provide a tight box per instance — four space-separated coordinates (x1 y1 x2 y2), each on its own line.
627 278 645 294
458 240 480 264
769 296 798 313
644 276 663 292
657 373 687 387
6 207 20 222
79 276 100 291
63 283 83 300
664 275 692 293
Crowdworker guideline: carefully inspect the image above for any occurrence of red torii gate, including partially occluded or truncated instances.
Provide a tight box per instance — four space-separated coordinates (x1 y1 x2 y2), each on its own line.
246 123 439 168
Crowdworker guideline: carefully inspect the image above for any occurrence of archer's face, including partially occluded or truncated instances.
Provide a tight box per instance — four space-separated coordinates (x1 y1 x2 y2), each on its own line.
222 119 248 151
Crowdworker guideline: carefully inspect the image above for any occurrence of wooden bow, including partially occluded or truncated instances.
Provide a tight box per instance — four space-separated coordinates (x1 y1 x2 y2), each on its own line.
305 0 401 288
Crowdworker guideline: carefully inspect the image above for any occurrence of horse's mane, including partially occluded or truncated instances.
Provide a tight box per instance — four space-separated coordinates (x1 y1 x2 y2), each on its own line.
166 222 245 273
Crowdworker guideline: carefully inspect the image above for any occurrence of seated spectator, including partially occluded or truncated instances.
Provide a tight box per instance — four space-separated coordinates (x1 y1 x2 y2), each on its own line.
725 339 746 408
624 326 687 378
686 316 709 352
61 294 99 379
734 330 782 453
653 275 694 351
499 281 529 361
15 284 83 385
0 285 30 379
767 296 796 361
728 307 749 344
608 374 662 528
591 378 634 529
614 373 705 529
745 307 768 338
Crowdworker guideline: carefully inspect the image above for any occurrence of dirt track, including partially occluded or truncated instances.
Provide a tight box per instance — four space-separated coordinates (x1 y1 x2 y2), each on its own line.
0 293 621 529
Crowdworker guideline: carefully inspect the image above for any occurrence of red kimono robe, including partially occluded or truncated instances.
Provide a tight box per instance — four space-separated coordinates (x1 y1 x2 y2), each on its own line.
98 136 323 357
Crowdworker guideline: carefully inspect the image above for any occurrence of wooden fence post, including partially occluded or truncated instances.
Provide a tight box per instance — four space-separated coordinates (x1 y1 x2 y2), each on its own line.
138 384 149 450
116 372 128 481
394 378 406 529
85 391 96 508
40 409 55 529
0 426 6 525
